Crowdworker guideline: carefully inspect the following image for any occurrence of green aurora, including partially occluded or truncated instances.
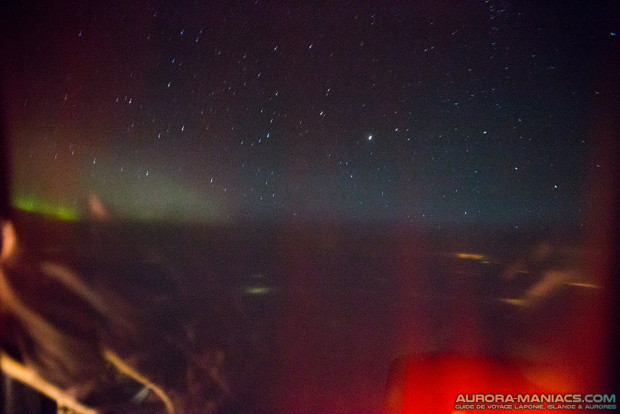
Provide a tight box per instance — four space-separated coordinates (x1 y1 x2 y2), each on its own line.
12 196 80 221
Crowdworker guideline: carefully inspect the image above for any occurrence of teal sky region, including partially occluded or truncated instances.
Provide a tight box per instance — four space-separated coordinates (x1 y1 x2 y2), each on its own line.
2 2 616 228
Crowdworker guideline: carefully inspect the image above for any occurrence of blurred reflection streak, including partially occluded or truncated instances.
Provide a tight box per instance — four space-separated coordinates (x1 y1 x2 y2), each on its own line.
0 352 98 414
498 269 579 308
40 261 111 317
1 220 17 263
87 194 111 221
498 242 601 308
0 220 177 413
103 349 174 414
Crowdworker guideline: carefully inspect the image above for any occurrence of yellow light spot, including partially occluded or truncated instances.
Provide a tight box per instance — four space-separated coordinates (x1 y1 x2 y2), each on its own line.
497 298 528 307
454 252 486 261
568 282 602 289
244 286 272 295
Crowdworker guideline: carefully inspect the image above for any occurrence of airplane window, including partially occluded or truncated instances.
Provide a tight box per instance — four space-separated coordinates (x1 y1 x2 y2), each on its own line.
1 2 618 413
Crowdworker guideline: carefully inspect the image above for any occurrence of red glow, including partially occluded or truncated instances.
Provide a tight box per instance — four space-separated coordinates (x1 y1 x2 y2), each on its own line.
384 354 588 414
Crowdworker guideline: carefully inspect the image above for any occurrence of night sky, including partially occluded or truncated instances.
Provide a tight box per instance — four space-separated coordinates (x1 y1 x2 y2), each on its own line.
2 1 617 228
